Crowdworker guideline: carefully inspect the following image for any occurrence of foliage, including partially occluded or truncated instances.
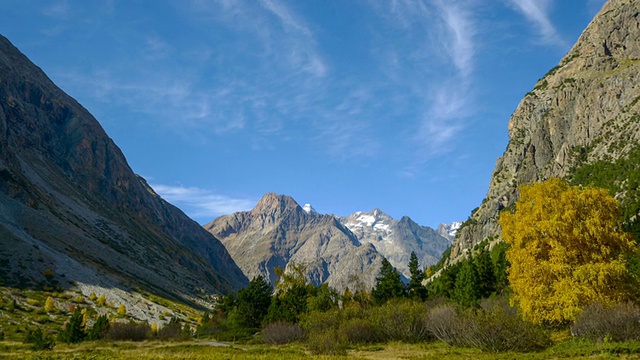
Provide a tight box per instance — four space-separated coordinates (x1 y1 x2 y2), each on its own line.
44 296 56 313
117 304 127 316
571 302 640 342
87 314 110 340
305 330 348 356
157 318 192 341
371 258 406 305
491 242 510 293
407 251 427 300
58 307 85 343
24 327 55 350
236 276 272 329
307 283 339 312
370 298 430 343
424 300 551 352
474 250 496 298
569 146 640 240
264 283 309 324
499 178 638 324
338 317 380 344
452 256 480 307
107 321 151 341
261 321 305 344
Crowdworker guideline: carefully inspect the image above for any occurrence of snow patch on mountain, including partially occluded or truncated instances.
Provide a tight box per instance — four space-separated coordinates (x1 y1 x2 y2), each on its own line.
302 203 318 215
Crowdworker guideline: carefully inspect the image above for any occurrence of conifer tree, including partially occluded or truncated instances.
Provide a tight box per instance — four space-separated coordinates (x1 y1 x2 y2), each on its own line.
372 258 406 305
408 252 428 300
474 250 496 298
58 308 85 343
452 256 480 307
236 275 272 328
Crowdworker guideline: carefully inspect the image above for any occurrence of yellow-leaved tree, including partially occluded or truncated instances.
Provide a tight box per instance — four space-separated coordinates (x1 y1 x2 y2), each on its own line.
498 178 638 324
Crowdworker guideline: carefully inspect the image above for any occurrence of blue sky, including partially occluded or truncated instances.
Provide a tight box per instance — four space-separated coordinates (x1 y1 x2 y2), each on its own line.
0 0 606 228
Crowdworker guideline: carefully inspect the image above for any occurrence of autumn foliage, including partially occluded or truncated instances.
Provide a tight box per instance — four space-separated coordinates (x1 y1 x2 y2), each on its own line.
499 178 638 324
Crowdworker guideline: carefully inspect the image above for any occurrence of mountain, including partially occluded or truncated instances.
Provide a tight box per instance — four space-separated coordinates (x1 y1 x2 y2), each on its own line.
204 193 384 291
436 221 461 242
339 210 451 278
0 34 247 304
206 194 452 290
449 0 640 262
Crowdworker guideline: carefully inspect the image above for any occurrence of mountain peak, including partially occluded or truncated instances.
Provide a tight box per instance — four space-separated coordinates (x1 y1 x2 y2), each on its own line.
302 203 318 215
252 193 300 214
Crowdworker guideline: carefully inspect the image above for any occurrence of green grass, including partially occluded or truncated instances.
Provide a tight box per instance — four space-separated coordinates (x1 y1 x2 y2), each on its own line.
3 339 640 359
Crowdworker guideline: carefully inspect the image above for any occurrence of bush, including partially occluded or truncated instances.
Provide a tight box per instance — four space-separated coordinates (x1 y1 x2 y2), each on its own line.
107 321 150 341
157 318 193 341
300 309 343 334
464 301 551 352
262 321 306 344
58 308 85 343
424 304 465 346
572 302 640 342
338 318 380 344
24 328 55 350
87 315 110 340
306 330 347 356
424 301 551 352
370 299 430 343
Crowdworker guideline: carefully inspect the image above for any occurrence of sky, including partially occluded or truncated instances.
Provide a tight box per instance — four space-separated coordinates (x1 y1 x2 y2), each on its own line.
0 0 607 228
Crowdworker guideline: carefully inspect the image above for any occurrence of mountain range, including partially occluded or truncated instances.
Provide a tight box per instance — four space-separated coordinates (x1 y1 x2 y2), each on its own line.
204 193 452 290
0 34 247 308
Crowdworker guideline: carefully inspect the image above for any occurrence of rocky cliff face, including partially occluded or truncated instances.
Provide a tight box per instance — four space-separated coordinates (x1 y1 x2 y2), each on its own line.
339 210 451 278
450 0 640 261
204 193 383 291
0 35 247 301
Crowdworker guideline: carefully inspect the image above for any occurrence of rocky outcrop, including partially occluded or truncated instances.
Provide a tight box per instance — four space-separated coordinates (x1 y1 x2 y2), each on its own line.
204 193 383 291
449 0 640 261
0 34 247 301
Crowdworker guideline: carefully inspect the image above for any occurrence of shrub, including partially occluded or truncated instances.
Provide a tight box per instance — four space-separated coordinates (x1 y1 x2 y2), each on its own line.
96 294 107 307
424 304 465 346
464 301 551 352
370 299 430 343
299 309 343 334
572 302 640 342
262 321 305 344
44 296 56 313
107 321 150 341
338 318 380 344
116 304 127 316
157 318 192 341
24 328 55 350
424 301 551 352
306 330 347 356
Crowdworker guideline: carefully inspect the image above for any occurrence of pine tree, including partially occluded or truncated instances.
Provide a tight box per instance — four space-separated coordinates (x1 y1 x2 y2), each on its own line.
408 252 428 300
58 308 85 343
86 315 109 340
236 275 272 328
474 250 496 298
44 296 56 313
372 258 406 305
452 256 480 307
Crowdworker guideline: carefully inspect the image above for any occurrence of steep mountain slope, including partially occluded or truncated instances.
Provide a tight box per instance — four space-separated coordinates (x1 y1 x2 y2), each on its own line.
0 35 247 302
450 0 640 261
204 193 383 291
339 210 451 278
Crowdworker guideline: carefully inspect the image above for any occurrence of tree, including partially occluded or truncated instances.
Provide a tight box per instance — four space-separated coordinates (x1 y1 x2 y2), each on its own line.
474 250 496 298
372 258 406 305
498 178 638 324
44 296 56 313
236 275 273 328
58 308 85 343
116 304 127 317
407 252 428 300
308 283 339 312
87 315 109 340
452 256 480 307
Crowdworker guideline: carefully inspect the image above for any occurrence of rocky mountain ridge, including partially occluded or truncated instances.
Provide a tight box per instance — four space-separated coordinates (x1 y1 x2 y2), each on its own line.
449 0 640 262
0 34 247 309
206 193 451 290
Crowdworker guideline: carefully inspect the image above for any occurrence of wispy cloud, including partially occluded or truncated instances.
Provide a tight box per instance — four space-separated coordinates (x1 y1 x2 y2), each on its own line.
151 183 256 220
41 1 71 19
509 0 563 45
